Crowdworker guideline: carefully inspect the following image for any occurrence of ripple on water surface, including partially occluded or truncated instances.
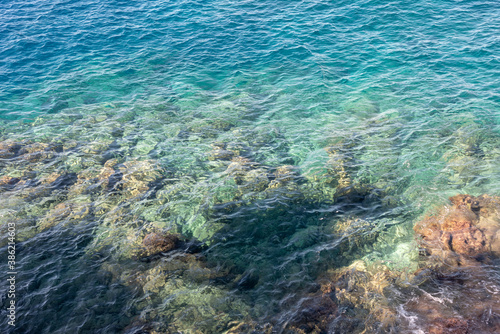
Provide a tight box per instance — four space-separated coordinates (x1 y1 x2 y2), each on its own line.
0 0 499 333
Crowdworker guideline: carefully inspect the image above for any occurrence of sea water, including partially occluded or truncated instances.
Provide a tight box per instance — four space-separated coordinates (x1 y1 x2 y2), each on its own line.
0 0 499 333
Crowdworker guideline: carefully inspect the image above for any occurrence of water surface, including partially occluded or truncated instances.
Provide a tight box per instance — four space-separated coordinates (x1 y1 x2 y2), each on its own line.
0 0 499 333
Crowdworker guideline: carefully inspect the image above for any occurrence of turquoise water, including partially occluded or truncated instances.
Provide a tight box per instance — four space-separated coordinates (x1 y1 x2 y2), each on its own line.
0 0 499 333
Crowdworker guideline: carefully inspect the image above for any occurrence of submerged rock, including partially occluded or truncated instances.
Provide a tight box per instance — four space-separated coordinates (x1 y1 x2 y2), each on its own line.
225 321 273 334
428 317 469 334
225 157 260 182
402 268 500 334
101 245 249 334
19 142 60 162
141 232 179 257
0 140 62 167
67 167 113 197
222 156 269 196
119 159 163 182
314 260 399 333
268 165 298 189
414 194 500 264
187 118 235 138
207 148 235 161
332 218 379 254
408 194 500 333
299 137 369 203
285 293 338 334
0 140 21 158
118 159 164 199
38 201 92 232
235 268 259 290
0 175 21 191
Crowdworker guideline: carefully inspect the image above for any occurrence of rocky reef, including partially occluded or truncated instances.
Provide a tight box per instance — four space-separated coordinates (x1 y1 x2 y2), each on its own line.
289 193 500 334
414 194 500 267
1 94 499 334
407 194 500 333
140 232 180 258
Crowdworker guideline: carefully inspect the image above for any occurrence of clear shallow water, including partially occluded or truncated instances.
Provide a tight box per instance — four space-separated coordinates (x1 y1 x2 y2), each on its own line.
0 0 499 333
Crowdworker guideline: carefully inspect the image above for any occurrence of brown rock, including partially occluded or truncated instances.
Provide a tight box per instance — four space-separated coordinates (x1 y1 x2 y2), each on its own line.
414 194 500 263
40 172 63 184
207 148 234 161
38 202 91 231
97 166 115 188
19 142 55 162
0 141 21 158
104 158 119 168
285 294 338 334
223 156 269 194
0 175 20 191
119 160 163 182
428 317 469 334
225 156 259 184
274 165 297 182
440 226 486 257
142 232 179 257
118 159 163 198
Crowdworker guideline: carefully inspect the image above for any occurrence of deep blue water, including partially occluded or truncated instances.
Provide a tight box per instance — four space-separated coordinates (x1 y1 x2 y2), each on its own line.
0 0 499 333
